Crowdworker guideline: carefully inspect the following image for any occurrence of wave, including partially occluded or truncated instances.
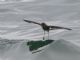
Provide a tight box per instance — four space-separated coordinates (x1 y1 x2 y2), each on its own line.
0 39 80 60
35 40 80 60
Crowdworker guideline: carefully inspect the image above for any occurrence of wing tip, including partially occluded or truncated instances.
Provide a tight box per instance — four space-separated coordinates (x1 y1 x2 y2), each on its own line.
66 28 72 30
23 19 31 23
24 20 26 21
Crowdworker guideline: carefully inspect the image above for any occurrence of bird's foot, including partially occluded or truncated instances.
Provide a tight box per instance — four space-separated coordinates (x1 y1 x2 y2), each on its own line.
43 37 45 40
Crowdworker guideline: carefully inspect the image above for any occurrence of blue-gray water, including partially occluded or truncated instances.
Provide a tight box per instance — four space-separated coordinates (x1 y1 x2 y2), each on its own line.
0 0 80 60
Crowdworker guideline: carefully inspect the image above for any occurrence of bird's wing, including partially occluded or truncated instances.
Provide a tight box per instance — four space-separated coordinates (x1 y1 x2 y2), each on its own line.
49 26 72 30
24 19 41 25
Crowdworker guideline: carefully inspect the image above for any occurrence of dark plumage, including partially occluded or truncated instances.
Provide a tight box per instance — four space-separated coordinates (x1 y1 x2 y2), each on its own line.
24 19 72 40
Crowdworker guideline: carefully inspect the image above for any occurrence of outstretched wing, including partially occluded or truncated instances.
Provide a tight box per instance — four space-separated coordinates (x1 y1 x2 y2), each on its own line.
49 26 72 30
24 19 41 25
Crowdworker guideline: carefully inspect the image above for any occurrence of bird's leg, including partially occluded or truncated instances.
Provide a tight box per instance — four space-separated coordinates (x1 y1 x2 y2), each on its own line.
43 31 45 40
48 31 49 40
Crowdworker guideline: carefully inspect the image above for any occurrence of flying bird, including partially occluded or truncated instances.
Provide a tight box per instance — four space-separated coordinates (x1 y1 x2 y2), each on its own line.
24 19 72 40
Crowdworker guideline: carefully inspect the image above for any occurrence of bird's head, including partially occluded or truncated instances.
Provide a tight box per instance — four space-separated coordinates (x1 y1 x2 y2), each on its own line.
41 23 46 26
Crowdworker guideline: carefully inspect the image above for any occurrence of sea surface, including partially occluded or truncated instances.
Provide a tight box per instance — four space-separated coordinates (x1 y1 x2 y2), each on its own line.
0 0 80 60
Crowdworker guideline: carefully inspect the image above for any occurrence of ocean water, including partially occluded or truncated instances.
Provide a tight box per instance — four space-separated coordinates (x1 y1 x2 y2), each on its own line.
0 39 80 60
0 0 80 60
